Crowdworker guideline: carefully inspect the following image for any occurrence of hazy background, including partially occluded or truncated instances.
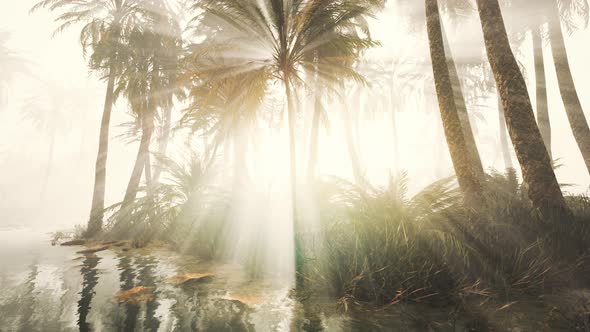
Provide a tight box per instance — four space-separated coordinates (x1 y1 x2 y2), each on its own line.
1 0 589 230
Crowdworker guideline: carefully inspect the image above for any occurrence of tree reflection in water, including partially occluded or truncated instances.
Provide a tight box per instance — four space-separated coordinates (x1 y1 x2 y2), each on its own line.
78 254 101 332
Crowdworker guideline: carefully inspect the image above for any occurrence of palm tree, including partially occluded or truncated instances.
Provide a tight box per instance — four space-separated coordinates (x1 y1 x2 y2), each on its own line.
439 1 486 178
425 0 483 204
497 95 513 170
117 28 154 209
441 23 485 178
547 0 590 173
532 23 551 159
119 2 184 209
194 0 375 285
396 0 485 183
21 81 87 202
196 0 374 211
503 0 552 158
32 0 149 236
475 0 571 218
0 31 29 108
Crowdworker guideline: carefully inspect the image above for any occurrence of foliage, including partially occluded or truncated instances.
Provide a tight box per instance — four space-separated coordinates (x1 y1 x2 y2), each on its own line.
302 171 590 307
105 154 230 257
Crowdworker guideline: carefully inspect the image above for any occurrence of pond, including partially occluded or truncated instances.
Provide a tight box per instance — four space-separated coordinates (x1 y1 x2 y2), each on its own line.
0 228 569 331
0 228 418 332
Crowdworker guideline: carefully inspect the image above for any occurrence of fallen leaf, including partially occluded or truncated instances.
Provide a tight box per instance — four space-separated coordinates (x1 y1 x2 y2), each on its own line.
166 273 214 286
114 286 155 304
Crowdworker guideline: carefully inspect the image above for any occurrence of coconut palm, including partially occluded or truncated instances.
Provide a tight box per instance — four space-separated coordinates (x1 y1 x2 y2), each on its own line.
117 28 154 208
189 0 376 286
195 0 375 218
425 0 484 204
475 0 571 219
118 2 184 210
547 0 590 173
0 31 29 108
32 0 150 236
508 0 589 166
396 0 486 183
21 81 88 202
180 56 270 192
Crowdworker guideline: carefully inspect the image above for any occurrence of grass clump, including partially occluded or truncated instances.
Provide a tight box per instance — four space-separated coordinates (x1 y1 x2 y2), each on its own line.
302 169 590 312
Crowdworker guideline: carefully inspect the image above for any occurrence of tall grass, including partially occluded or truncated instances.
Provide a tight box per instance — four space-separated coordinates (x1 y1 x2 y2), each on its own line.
302 170 590 308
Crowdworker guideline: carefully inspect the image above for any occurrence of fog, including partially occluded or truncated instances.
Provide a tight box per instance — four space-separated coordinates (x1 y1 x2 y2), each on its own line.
1 0 589 230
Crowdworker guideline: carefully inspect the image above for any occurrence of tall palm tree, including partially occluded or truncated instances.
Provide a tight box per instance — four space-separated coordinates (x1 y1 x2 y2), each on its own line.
439 0 486 178
397 0 485 182
117 28 154 209
21 81 87 202
547 0 590 173
441 22 485 179
119 2 184 209
475 0 571 218
504 0 552 158
32 0 149 236
425 0 483 204
196 0 374 212
194 0 375 285
532 23 551 159
497 95 513 170
0 31 30 108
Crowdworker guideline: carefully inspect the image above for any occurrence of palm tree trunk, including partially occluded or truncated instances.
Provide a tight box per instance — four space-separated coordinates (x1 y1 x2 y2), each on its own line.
425 0 483 204
232 128 248 192
548 4 590 174
87 63 116 237
285 77 304 288
40 133 56 203
121 56 159 208
145 153 153 195
442 22 485 179
152 106 172 182
498 94 513 170
390 90 400 176
306 96 321 183
533 25 551 160
122 113 154 207
476 0 570 219
341 99 366 187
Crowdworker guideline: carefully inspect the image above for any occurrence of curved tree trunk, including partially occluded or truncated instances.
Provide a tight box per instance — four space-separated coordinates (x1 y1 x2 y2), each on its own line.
476 0 570 219
425 0 483 205
341 99 366 188
548 4 590 174
87 62 116 237
442 22 485 179
390 89 400 176
232 126 248 193
498 94 513 170
152 106 172 183
40 133 56 204
306 95 321 183
121 56 159 210
533 25 551 160
121 111 154 208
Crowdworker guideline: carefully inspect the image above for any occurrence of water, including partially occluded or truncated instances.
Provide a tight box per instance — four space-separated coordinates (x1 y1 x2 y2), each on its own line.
0 228 570 331
0 228 407 331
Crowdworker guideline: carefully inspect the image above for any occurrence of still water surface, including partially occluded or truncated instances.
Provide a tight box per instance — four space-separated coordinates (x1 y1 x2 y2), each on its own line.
0 228 560 331
0 228 415 332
